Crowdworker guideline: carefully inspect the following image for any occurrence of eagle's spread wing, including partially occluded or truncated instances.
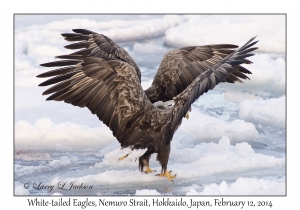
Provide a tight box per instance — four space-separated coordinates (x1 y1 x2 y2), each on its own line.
38 55 153 148
166 37 258 145
38 29 141 82
38 29 258 151
145 44 255 102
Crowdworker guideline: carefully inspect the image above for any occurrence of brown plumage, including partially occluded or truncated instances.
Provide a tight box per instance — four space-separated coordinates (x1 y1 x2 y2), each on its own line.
38 29 258 182
145 44 253 102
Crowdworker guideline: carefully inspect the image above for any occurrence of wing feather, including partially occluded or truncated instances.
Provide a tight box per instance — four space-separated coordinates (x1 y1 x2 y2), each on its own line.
167 37 258 145
39 54 154 147
145 43 253 103
37 66 77 78
53 29 142 82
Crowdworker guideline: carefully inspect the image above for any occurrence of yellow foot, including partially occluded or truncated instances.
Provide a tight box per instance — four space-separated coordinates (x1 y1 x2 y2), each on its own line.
143 166 156 174
118 153 129 162
156 171 177 183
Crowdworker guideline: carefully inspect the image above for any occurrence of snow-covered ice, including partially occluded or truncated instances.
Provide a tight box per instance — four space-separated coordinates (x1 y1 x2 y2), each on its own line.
239 96 285 128
186 177 285 195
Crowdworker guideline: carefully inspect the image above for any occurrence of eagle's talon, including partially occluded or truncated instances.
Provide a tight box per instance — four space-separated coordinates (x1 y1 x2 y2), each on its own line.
156 170 176 182
143 166 155 174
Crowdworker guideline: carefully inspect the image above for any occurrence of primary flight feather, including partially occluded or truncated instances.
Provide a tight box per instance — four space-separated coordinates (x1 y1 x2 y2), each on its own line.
38 29 258 182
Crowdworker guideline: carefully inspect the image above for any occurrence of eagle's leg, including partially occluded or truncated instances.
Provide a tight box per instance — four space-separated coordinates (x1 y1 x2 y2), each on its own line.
139 148 156 174
156 144 177 182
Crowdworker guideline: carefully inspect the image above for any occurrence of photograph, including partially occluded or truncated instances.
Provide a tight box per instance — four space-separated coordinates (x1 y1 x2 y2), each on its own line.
14 14 286 196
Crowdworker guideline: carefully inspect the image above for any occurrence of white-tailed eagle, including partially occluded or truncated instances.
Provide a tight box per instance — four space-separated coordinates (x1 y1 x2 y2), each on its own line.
37 29 258 182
